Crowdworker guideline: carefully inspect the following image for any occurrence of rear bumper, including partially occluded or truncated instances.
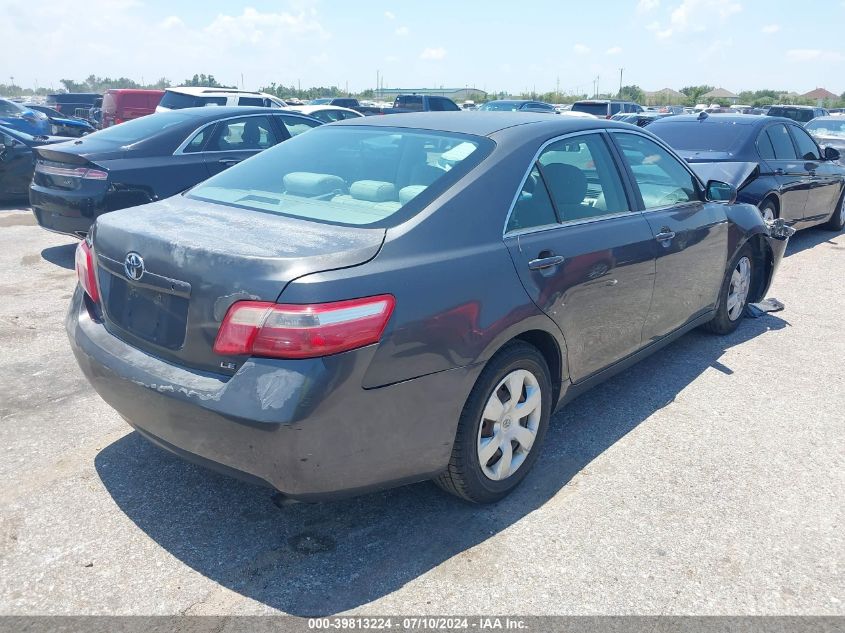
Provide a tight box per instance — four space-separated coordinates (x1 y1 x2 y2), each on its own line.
30 185 103 237
66 289 480 500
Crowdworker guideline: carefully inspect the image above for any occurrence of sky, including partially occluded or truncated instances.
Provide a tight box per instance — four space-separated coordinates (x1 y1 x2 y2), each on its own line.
3 0 844 96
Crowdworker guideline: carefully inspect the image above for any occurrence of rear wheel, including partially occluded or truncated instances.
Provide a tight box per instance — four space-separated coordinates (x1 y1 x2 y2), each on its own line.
703 244 755 335
822 193 845 231
435 341 552 503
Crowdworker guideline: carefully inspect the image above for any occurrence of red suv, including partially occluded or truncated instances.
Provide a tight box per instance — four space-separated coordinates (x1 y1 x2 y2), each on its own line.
101 89 164 127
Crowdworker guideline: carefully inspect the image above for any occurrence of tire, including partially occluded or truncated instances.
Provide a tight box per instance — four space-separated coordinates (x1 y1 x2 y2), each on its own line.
703 243 755 335
822 192 845 231
758 199 777 224
435 341 552 503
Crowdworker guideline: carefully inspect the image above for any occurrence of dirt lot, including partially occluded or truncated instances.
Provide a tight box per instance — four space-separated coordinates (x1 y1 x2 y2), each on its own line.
0 205 842 616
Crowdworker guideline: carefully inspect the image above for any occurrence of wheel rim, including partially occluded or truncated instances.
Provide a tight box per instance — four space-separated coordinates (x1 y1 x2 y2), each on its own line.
760 206 775 223
477 369 542 481
727 256 752 321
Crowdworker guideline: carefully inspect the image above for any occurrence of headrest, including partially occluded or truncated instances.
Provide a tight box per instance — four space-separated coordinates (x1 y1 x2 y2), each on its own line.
350 180 397 202
399 185 427 205
541 163 588 205
283 172 346 197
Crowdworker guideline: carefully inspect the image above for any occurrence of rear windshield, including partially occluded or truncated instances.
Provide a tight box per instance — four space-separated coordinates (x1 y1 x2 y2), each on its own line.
572 102 609 116
479 101 522 111
160 91 227 110
188 127 492 227
806 119 845 139
0 100 24 116
81 111 196 144
650 121 751 152
768 107 815 123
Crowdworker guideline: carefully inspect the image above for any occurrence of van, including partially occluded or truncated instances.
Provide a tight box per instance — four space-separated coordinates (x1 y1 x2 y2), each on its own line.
571 99 643 119
101 89 165 127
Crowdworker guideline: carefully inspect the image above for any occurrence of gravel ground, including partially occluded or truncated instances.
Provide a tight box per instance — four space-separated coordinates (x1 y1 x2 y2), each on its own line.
0 205 842 616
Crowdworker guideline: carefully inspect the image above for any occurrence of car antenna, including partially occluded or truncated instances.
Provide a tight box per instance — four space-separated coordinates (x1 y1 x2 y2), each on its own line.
697 110 709 120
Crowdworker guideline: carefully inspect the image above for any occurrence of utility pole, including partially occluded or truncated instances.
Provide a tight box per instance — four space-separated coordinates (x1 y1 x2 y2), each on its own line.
376 70 379 99
556 76 560 102
596 75 600 98
241 73 244 89
618 68 624 98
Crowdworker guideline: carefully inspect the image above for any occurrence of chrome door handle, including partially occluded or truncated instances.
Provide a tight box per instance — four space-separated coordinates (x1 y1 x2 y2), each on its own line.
218 158 241 166
528 255 565 270
655 231 676 242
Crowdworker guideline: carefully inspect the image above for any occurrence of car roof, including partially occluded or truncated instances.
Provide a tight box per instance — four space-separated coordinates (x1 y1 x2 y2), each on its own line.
159 106 304 121
106 88 165 95
166 86 267 96
769 104 817 109
331 111 633 137
650 113 788 128
289 105 361 114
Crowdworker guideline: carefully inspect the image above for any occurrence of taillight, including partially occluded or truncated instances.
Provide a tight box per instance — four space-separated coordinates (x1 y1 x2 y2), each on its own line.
75 240 100 303
35 163 108 180
213 295 395 359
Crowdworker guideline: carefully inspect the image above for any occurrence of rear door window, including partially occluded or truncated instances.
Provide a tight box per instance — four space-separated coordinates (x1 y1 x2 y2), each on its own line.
507 165 558 232
237 96 264 106
766 124 798 159
757 130 776 160
396 95 423 111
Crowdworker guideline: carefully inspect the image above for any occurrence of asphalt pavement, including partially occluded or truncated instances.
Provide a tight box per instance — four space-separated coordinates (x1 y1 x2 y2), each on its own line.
0 205 842 616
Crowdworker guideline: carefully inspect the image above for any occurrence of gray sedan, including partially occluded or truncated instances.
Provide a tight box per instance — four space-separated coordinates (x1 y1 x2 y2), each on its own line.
67 113 792 503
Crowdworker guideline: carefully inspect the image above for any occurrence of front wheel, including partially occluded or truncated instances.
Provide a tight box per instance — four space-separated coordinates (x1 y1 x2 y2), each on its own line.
822 193 845 231
758 200 777 224
703 244 755 335
435 341 552 503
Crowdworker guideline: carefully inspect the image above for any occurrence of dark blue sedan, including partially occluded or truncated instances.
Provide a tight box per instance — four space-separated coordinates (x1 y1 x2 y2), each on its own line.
649 113 845 231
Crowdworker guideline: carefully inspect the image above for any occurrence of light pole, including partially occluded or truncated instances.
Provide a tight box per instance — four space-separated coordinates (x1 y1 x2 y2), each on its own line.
618 68 624 98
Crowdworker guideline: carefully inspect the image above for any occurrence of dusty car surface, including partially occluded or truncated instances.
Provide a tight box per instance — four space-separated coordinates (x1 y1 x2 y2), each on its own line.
67 112 792 503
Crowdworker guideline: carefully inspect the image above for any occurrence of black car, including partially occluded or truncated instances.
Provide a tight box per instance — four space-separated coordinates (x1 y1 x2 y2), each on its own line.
68 112 792 503
649 113 845 231
610 111 674 127
766 105 828 125
30 107 322 237
479 100 556 114
0 125 72 201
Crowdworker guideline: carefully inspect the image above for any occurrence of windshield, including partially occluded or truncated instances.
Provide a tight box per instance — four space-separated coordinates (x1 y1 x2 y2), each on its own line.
188 126 492 227
769 107 815 123
310 98 332 105
479 102 522 111
650 121 751 153
81 111 196 144
806 119 845 138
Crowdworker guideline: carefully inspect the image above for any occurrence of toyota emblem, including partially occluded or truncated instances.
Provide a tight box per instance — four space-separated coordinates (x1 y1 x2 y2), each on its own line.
124 252 145 281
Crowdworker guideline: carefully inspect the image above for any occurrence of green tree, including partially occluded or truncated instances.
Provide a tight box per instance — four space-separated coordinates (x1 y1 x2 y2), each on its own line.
680 85 715 105
619 85 645 103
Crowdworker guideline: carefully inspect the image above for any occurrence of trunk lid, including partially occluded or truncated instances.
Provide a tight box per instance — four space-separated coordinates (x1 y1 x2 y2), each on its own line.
92 196 386 374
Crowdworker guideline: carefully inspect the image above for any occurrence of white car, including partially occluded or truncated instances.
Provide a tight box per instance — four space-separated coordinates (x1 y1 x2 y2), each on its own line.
284 105 364 123
156 87 286 112
558 110 597 119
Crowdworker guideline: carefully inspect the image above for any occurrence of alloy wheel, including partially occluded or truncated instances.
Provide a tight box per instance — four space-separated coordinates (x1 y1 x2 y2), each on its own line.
477 369 542 481
727 256 752 321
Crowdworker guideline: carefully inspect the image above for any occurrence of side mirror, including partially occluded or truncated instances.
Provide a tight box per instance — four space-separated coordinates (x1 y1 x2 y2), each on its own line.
705 180 737 204
824 146 840 162
1 133 16 150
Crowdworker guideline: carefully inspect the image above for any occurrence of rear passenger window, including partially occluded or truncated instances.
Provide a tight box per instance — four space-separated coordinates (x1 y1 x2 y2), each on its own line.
538 133 630 221
238 97 264 106
207 116 277 151
757 131 776 160
278 114 321 137
182 128 208 153
766 124 797 159
507 165 558 232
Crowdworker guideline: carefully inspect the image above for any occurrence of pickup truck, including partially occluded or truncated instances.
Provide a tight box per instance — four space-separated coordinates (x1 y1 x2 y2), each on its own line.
310 97 389 116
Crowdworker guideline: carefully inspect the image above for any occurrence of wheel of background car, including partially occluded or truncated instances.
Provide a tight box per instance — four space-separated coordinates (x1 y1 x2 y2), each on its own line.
435 341 552 503
823 192 845 231
758 200 777 223
703 243 755 335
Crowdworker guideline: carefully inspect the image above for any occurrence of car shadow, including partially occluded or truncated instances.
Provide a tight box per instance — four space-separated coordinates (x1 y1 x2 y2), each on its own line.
95 315 787 616
785 227 842 257
41 243 77 270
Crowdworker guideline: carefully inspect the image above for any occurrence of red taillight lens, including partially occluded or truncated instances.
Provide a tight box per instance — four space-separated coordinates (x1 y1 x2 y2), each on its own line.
35 163 108 180
75 240 100 303
213 295 395 359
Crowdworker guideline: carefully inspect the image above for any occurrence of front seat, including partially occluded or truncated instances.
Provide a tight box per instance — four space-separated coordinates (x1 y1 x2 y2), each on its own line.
240 119 262 149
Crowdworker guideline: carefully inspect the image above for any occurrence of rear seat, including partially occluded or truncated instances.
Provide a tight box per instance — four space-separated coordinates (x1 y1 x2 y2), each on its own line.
332 180 402 213
282 172 347 197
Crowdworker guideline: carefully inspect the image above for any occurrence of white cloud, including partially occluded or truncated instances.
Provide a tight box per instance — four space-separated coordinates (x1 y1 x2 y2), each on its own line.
761 24 780 34
637 0 659 12
670 0 741 31
420 47 447 60
645 21 660 30
384 11 395 19
656 28 673 39
395 26 409 36
573 43 591 55
385 55 400 63
205 7 329 44
159 15 183 29
606 46 623 55
786 49 844 62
